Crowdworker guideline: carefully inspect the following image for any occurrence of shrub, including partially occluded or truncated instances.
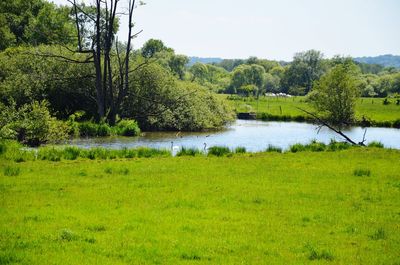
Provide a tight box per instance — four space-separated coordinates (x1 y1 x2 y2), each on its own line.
78 122 98 137
96 123 111 137
115 120 141 136
0 101 68 146
207 146 231 157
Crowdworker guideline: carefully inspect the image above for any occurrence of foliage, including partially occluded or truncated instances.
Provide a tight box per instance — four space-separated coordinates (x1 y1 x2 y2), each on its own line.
0 101 68 146
309 61 361 128
0 46 96 119
281 50 326 95
0 0 74 50
229 64 265 94
114 119 141 137
121 64 234 131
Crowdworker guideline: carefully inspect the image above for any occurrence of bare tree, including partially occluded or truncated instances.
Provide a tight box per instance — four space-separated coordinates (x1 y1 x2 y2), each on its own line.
68 0 140 124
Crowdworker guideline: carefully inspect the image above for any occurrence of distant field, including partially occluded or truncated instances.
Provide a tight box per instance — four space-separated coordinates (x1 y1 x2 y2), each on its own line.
1 148 400 264
222 95 400 125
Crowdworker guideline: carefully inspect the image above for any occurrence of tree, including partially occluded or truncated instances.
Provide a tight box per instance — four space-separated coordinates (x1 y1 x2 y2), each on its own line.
306 61 362 145
67 0 140 124
0 0 74 50
168 54 189 80
230 64 265 95
282 50 325 94
141 39 172 58
190 62 209 83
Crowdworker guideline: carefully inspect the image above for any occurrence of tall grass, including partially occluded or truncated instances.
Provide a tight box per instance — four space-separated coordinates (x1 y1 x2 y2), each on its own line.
176 147 203 157
207 146 231 157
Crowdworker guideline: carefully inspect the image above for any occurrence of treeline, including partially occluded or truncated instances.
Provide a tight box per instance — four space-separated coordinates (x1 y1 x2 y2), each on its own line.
187 51 400 97
0 0 234 146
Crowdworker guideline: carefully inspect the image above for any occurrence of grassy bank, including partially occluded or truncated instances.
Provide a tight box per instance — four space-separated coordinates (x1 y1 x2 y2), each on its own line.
1 147 400 264
225 96 400 128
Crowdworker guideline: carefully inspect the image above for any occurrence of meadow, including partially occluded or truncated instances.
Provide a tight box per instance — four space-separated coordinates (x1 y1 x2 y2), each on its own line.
1 145 400 264
225 96 400 127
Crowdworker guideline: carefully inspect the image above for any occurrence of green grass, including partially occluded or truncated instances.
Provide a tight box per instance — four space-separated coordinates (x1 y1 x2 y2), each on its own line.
224 95 400 127
1 147 400 264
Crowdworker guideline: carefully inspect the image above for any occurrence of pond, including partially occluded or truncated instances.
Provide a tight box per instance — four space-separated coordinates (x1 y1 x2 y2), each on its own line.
68 120 400 152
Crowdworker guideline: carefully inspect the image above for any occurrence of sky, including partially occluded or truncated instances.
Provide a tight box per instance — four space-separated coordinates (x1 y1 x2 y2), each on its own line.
51 0 400 61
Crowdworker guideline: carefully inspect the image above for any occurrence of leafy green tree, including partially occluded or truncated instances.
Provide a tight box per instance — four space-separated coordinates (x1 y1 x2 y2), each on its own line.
168 54 189 80
230 64 265 95
0 101 68 146
282 50 325 94
190 62 209 84
141 39 172 58
0 46 96 119
0 0 74 49
264 73 281 93
120 63 234 131
309 61 360 128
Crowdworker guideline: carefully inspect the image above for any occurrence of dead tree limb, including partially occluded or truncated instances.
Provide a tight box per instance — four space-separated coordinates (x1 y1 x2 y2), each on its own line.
297 107 365 146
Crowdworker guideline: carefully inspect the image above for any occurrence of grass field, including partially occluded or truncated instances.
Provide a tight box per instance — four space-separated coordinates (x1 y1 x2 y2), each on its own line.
1 148 400 264
224 96 400 126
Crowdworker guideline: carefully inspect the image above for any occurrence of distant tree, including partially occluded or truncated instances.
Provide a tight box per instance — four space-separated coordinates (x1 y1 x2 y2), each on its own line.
264 73 280 93
190 62 209 83
168 54 189 80
230 64 265 95
141 39 172 58
283 50 325 94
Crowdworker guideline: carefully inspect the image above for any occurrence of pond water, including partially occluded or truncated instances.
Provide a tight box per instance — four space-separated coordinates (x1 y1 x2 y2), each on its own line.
68 120 400 152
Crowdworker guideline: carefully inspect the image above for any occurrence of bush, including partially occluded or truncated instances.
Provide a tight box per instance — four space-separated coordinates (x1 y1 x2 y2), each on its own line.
0 101 68 146
78 122 99 137
96 123 111 137
115 120 141 136
207 146 231 157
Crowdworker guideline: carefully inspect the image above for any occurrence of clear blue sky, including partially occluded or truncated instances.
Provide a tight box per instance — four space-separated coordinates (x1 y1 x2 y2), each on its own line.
52 0 400 61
